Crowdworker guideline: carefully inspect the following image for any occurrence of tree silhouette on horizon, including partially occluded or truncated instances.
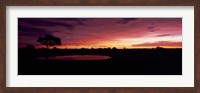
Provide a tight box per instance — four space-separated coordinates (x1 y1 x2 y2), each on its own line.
37 35 62 60
37 34 62 49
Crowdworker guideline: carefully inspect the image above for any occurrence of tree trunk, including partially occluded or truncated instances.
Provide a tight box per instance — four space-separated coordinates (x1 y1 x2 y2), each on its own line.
46 45 49 61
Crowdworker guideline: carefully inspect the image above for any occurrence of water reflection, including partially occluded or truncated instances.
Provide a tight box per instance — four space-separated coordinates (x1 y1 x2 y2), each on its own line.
37 55 111 61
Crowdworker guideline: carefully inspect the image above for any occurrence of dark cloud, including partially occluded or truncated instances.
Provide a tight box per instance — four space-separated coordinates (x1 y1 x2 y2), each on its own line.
122 18 139 21
18 25 46 32
148 26 155 29
56 18 86 25
18 18 75 29
116 18 139 24
18 25 48 37
147 23 156 29
62 32 73 35
156 34 175 37
49 30 73 34
151 23 155 25
132 41 182 47
149 29 160 32
147 23 160 32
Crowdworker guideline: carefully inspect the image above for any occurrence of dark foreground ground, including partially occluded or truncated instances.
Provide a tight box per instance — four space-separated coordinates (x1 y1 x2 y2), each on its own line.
18 48 182 75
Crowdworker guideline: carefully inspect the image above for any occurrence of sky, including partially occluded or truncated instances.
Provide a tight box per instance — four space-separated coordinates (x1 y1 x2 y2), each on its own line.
18 18 182 49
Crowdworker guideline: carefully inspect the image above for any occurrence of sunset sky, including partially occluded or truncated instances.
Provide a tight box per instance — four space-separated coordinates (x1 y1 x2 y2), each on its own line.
18 18 182 49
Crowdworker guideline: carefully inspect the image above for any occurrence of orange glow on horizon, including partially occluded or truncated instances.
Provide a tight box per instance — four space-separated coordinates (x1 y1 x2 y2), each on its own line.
36 45 182 49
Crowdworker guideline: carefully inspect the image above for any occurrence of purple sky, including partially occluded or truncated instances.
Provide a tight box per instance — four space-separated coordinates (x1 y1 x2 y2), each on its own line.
18 18 182 49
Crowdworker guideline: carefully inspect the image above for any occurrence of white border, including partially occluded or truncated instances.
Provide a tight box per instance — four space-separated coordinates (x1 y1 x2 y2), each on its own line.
6 6 194 87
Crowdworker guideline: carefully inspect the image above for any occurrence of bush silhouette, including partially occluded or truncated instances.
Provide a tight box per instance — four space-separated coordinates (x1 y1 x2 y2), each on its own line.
112 47 117 50
26 44 36 50
53 47 57 50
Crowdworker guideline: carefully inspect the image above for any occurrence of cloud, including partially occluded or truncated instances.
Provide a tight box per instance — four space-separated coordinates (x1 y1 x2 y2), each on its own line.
122 18 139 21
146 23 160 32
55 18 86 25
156 34 175 37
148 26 155 29
18 18 74 29
18 25 48 37
132 41 182 47
149 29 160 32
18 18 182 48
116 18 139 24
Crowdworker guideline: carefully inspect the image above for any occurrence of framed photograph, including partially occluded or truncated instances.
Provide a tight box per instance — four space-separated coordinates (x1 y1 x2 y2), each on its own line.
0 0 199 93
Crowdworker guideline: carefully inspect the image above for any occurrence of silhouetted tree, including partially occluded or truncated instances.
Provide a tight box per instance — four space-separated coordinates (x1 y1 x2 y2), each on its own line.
107 47 111 50
112 47 117 50
37 35 62 60
53 47 57 50
156 46 163 49
37 35 62 49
